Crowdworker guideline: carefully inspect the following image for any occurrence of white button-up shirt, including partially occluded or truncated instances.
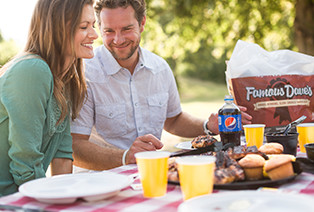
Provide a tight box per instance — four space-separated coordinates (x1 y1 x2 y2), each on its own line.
71 45 182 149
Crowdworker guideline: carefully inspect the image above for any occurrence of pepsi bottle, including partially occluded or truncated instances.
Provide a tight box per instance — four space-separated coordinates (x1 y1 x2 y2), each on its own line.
218 95 242 146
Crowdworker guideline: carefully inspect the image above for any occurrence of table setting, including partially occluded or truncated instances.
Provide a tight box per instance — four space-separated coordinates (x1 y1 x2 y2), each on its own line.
1 162 314 212
1 119 314 212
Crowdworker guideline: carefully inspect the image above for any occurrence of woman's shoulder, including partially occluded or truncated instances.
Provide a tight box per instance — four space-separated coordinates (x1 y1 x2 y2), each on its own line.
1 54 54 93
14 55 50 72
6 54 52 79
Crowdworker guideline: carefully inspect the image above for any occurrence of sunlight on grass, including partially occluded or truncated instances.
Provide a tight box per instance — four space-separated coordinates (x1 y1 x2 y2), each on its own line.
178 76 228 102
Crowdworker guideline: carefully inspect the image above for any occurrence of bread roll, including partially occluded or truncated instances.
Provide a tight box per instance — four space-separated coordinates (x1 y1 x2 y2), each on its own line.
258 143 283 154
264 154 294 180
238 154 265 180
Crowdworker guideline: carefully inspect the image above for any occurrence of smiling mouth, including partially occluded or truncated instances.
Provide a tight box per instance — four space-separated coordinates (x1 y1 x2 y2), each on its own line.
82 43 93 49
111 41 131 49
113 45 128 50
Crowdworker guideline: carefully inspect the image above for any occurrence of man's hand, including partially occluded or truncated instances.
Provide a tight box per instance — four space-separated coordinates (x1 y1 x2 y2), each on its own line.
125 134 163 164
206 106 252 135
207 113 219 135
238 106 252 125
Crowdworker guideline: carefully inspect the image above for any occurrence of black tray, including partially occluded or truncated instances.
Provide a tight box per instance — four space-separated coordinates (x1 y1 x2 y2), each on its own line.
169 161 302 190
295 157 314 174
213 174 298 190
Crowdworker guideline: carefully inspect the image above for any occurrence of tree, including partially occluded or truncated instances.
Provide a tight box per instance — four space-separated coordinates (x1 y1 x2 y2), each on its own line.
294 0 314 55
142 0 313 84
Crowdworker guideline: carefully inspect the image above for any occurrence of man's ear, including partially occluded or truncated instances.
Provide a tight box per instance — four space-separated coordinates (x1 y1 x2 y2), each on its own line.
140 16 146 33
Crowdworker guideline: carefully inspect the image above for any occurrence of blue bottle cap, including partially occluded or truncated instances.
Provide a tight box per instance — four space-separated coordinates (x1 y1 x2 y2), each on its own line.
224 95 234 101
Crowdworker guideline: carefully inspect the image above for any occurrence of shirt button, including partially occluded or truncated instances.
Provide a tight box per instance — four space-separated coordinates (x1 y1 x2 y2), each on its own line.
135 103 138 107
140 64 143 66
159 102 162 105
109 113 113 117
138 127 142 131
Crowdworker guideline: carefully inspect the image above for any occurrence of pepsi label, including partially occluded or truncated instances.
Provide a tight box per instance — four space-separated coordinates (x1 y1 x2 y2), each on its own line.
218 114 241 132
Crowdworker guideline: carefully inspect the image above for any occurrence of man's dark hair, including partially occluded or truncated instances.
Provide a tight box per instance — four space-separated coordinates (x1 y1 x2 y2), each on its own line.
94 0 146 25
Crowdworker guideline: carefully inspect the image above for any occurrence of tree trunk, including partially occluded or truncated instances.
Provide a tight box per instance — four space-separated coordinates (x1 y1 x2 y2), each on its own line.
294 0 314 56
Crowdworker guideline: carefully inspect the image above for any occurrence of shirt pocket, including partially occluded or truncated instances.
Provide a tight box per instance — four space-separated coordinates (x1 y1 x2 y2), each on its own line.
147 93 168 129
95 104 127 138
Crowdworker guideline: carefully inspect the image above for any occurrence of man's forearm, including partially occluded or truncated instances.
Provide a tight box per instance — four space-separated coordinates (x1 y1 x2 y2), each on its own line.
73 139 125 170
50 158 73 176
164 112 204 138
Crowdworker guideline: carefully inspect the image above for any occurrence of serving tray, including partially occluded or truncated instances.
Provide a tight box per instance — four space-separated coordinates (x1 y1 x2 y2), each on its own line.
169 161 302 190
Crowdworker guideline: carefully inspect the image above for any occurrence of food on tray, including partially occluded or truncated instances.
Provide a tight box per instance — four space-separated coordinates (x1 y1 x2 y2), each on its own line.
263 154 295 178
267 154 296 161
191 135 217 148
228 145 260 160
227 145 247 160
168 157 179 182
238 154 265 180
258 143 284 155
264 155 294 180
226 145 268 160
168 151 245 184
168 141 297 185
214 151 245 184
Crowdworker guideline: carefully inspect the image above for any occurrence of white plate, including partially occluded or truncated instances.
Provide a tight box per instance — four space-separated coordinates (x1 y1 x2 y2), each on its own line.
19 171 133 204
178 191 314 212
175 141 193 150
175 137 248 150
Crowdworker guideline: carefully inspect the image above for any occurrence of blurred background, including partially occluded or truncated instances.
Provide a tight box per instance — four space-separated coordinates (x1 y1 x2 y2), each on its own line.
0 0 313 151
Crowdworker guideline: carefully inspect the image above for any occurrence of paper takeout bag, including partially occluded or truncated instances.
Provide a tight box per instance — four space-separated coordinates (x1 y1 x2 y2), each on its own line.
226 40 314 132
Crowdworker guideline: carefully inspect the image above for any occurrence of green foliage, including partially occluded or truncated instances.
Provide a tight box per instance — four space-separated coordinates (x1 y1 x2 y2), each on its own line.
0 39 19 67
0 1 299 85
143 0 296 83
0 31 3 42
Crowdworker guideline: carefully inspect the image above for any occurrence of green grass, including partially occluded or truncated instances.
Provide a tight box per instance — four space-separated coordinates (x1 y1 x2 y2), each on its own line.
178 76 229 103
161 77 228 152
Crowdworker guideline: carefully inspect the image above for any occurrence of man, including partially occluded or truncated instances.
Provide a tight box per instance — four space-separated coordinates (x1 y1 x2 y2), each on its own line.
71 0 252 171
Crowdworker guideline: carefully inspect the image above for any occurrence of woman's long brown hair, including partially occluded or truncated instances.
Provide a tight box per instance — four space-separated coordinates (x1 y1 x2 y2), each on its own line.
23 0 94 124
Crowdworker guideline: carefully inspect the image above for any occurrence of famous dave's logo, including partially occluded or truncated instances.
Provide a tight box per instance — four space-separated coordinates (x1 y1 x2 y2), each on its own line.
245 77 313 124
225 117 237 130
267 78 292 124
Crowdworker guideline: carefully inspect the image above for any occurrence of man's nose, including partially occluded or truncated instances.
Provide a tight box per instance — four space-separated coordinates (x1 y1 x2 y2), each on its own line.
113 32 125 45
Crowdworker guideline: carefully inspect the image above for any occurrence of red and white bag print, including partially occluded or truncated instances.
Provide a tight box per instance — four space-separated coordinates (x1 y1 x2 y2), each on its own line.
226 40 314 133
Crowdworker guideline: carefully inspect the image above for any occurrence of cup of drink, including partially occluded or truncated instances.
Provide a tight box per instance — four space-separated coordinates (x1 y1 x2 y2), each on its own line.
135 151 171 198
243 124 266 148
296 123 314 153
176 156 216 201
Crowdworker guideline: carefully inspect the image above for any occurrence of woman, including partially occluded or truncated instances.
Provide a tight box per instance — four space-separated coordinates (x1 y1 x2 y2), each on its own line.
0 0 98 196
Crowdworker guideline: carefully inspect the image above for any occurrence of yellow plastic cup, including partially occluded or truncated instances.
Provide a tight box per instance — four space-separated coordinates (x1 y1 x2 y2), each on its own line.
243 124 266 148
135 151 171 198
176 156 216 201
296 123 314 153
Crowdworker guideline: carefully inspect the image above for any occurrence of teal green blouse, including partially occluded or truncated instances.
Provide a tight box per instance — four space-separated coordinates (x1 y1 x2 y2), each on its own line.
0 56 73 196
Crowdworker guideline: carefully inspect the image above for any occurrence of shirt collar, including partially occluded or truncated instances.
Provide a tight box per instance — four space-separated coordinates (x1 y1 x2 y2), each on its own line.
100 45 157 75
100 46 121 75
138 48 156 73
